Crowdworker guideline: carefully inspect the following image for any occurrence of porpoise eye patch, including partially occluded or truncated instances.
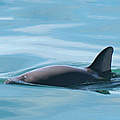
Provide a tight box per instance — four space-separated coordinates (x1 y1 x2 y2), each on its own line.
24 75 27 79
19 75 27 81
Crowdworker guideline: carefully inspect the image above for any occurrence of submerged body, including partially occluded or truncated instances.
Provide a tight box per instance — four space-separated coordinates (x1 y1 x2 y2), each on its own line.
5 47 114 88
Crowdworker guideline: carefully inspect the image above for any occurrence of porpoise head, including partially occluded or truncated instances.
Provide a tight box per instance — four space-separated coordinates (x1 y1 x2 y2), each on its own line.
5 74 30 84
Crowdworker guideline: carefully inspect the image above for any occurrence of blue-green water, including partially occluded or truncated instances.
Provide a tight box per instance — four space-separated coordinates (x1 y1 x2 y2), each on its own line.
0 0 120 120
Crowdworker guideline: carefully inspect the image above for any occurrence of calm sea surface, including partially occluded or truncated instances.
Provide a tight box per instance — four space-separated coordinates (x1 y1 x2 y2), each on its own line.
0 0 120 120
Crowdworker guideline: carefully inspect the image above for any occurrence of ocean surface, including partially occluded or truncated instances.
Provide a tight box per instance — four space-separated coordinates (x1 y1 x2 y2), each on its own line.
0 0 120 120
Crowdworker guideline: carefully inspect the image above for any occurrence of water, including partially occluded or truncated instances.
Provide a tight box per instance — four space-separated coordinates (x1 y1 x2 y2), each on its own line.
0 0 120 119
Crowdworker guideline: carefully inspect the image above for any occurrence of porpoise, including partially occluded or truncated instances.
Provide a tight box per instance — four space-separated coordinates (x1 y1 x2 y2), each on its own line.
5 47 114 89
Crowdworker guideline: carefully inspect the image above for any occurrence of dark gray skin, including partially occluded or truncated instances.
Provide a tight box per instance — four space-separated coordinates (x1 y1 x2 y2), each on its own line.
5 47 114 89
5 66 103 88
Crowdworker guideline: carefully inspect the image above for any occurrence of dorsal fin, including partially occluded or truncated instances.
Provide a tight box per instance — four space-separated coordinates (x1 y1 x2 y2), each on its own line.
87 47 114 79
